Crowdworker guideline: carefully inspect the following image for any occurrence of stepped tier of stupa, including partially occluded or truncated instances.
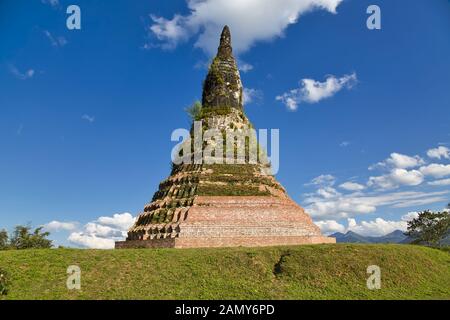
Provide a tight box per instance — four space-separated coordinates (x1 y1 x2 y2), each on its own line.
116 26 335 249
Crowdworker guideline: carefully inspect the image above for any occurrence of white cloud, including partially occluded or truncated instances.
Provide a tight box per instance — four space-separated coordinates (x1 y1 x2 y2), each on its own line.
306 197 376 219
8 64 35 80
390 196 448 208
68 233 115 250
387 153 425 169
276 73 357 110
389 168 424 186
243 88 262 105
147 0 344 55
366 175 396 190
67 212 135 249
41 0 59 7
347 218 407 237
368 169 424 190
401 212 418 221
84 223 124 238
300 73 357 103
427 146 450 160
82 114 95 123
428 178 450 186
369 152 425 170
306 174 336 187
149 14 190 50
305 146 450 222
340 141 351 147
43 221 78 232
96 212 135 231
316 186 341 199
239 62 254 73
43 30 67 47
314 220 345 234
304 190 448 219
420 163 450 178
316 213 419 237
339 182 365 191
277 96 298 111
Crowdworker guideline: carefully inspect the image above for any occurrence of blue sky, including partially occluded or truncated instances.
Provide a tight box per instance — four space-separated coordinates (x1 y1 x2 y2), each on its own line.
1 0 449 248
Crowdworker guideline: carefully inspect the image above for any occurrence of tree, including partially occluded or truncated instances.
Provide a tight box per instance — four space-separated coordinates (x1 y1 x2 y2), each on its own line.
185 101 202 120
406 210 450 247
0 230 8 250
8 225 52 250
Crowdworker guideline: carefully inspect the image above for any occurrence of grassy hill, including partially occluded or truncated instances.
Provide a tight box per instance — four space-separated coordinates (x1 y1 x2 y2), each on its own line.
0 244 449 300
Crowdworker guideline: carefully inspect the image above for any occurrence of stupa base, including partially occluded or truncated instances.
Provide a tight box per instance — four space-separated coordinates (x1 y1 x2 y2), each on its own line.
116 196 335 249
115 235 335 249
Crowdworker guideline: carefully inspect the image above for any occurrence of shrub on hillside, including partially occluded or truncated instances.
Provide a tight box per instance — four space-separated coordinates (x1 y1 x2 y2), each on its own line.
406 210 450 247
0 225 53 250
0 268 8 296
0 230 8 250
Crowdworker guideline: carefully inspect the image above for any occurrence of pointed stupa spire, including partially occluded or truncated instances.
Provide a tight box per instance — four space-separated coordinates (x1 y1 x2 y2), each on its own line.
218 25 232 58
202 26 243 110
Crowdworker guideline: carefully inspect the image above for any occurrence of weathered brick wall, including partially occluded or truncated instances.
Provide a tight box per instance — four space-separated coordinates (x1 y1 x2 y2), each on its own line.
115 238 175 249
116 196 335 249
173 236 335 248
116 236 335 249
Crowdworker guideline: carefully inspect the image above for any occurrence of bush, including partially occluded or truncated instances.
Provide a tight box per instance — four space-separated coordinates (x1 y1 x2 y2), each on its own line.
0 225 53 250
406 210 450 247
0 230 8 250
0 268 8 296
185 101 202 120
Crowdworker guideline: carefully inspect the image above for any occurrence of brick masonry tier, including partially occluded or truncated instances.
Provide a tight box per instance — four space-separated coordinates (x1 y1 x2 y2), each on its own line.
116 196 335 248
116 236 335 249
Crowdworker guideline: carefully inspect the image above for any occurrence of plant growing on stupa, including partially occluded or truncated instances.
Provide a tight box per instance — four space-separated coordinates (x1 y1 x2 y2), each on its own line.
185 101 203 120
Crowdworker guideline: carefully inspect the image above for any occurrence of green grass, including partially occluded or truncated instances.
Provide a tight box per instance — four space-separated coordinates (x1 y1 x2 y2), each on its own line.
0 244 449 300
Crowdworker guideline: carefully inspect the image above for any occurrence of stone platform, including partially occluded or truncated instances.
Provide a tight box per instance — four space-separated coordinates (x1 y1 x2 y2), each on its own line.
116 196 335 249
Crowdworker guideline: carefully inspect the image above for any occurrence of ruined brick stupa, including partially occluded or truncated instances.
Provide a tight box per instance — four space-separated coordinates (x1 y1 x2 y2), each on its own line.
116 26 335 249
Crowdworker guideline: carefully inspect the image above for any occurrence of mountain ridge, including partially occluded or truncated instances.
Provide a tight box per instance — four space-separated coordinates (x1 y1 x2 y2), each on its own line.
330 230 410 244
330 229 450 244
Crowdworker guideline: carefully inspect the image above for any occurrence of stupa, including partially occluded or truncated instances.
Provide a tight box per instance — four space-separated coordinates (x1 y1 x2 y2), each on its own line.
116 26 335 249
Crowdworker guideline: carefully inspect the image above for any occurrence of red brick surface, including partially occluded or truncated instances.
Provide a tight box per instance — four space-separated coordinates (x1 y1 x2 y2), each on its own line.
116 236 335 249
116 196 335 248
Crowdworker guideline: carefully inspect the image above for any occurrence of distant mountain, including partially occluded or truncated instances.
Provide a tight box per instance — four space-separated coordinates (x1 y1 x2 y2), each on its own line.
330 231 370 243
331 230 409 244
372 230 409 243
440 235 450 245
330 230 450 245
